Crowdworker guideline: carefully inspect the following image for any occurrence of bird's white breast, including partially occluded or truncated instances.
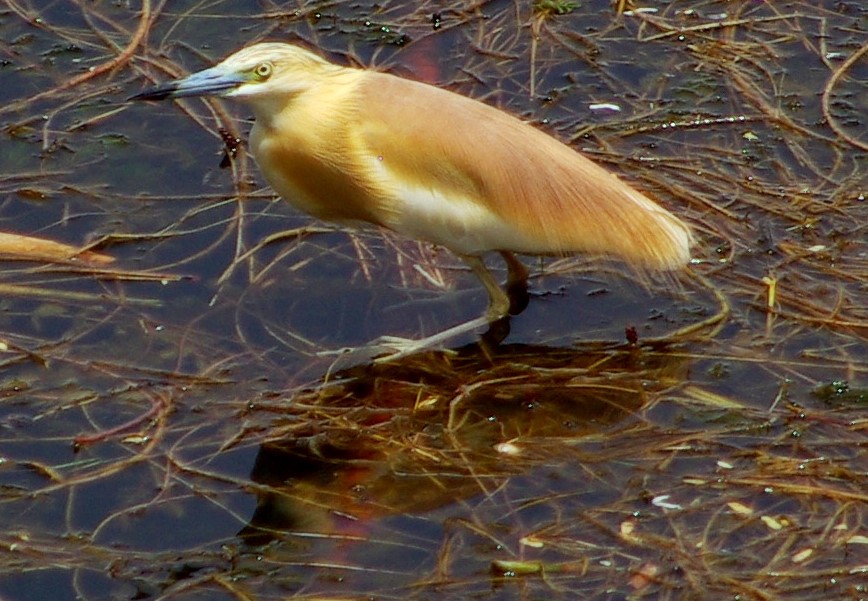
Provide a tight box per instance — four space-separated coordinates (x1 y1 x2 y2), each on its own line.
375 162 548 256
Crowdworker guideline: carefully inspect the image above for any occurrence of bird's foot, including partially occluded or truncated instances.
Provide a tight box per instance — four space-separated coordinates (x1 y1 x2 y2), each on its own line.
314 334 459 367
368 314 511 363
370 314 514 363
369 335 459 363
316 314 513 366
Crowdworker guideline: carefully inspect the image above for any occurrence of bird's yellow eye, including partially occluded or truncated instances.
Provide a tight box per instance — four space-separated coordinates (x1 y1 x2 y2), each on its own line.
253 62 273 81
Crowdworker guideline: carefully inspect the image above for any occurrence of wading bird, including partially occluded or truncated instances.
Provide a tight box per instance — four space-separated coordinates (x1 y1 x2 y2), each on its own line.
132 43 692 357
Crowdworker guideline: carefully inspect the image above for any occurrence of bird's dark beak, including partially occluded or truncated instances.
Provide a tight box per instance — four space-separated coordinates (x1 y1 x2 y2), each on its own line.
129 66 248 101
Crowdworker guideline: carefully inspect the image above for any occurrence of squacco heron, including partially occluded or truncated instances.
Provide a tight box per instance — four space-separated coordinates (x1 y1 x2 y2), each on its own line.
132 43 692 355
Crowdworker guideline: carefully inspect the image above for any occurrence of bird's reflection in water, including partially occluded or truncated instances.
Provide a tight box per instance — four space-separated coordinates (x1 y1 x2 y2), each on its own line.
238 339 690 547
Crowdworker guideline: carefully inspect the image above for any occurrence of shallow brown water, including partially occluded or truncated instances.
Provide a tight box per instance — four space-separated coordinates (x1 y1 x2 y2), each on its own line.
0 1 865 600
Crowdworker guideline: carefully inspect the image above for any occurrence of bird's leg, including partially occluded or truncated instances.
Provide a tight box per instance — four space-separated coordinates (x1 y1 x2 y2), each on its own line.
360 255 513 363
500 251 530 316
322 254 531 364
462 254 511 321
462 254 513 349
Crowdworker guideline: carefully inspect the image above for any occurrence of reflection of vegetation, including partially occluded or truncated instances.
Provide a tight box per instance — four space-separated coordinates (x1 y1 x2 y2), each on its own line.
241 342 668 543
0 1 866 601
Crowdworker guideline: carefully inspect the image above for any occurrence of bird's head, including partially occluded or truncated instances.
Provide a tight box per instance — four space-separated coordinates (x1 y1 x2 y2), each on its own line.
130 43 339 102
